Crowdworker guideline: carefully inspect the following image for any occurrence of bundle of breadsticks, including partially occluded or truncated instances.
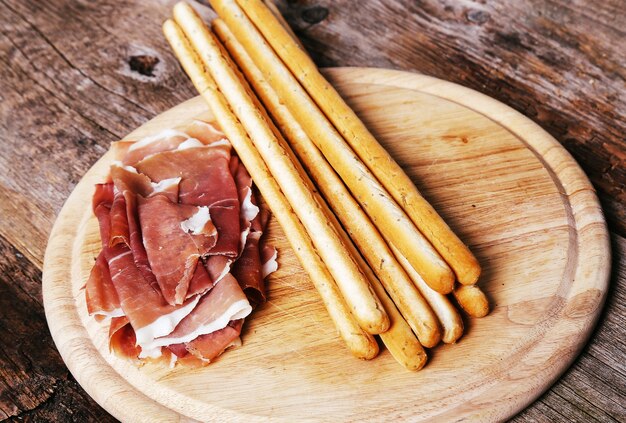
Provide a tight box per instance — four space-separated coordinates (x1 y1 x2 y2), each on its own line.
162 0 489 371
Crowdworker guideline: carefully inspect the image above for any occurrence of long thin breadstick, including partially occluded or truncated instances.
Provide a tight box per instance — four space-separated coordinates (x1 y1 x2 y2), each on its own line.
391 245 464 344
236 0 481 286
214 19 441 348
163 18 378 358
305 161 427 367
343 234 427 370
262 0 303 49
210 0 455 295
173 2 389 334
214 20 429 367
454 285 489 318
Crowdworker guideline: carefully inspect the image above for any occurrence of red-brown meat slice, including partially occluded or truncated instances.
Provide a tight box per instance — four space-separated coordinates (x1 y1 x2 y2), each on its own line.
186 319 244 363
207 205 240 257
231 232 265 307
123 191 158 290
137 195 199 305
85 251 122 320
122 130 190 166
145 273 251 350
109 190 130 247
109 316 141 359
186 261 215 299
134 144 237 209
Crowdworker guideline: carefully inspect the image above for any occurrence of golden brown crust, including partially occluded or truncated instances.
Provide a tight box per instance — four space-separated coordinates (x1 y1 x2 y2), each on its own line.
392 245 465 344
172 2 389 334
453 285 490 318
237 0 481 286
163 17 379 359
210 0 456 294
214 18 444 352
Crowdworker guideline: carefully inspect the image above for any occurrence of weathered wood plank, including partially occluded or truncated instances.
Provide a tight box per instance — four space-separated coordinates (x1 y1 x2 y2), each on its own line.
0 234 115 422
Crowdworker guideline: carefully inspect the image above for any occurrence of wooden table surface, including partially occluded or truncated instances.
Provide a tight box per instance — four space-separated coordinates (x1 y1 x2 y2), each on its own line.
0 0 624 421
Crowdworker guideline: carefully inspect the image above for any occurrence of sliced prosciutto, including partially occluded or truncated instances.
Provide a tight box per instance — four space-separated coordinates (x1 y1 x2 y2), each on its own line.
186 320 244 363
85 251 122 321
143 274 251 352
137 194 200 305
85 120 277 366
134 142 236 208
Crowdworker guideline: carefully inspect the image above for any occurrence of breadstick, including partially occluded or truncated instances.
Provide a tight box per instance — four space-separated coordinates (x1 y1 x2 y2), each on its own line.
391 245 464 344
307 171 427 367
210 0 455 294
214 19 441 348
163 18 378 358
453 285 489 318
311 179 428 369
173 2 389 334
237 0 481 286
340 228 427 370
262 0 303 49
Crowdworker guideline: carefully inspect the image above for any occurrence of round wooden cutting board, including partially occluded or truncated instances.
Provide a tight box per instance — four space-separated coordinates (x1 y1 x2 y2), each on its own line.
43 68 610 422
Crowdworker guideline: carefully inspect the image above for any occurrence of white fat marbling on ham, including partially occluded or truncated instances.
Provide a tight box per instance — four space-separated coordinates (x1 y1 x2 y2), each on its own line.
92 307 125 319
151 177 181 193
239 227 251 255
142 298 251 350
169 352 178 368
107 250 132 265
180 206 212 235
138 347 162 359
176 138 204 150
262 248 278 278
128 129 190 152
212 259 232 285
143 274 251 350
111 161 139 174
133 293 201 348
240 186 260 223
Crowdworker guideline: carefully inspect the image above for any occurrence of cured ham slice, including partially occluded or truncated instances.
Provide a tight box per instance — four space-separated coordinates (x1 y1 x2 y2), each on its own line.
232 232 264 307
186 262 215 299
87 121 277 366
109 316 141 359
137 194 200 305
135 143 237 208
109 190 130 247
135 143 242 257
261 245 279 279
93 186 202 348
206 205 240 257
184 120 227 145
142 273 251 351
123 191 158 289
205 255 232 283
111 164 180 203
85 251 123 320
122 130 191 166
186 320 244 363
106 241 201 349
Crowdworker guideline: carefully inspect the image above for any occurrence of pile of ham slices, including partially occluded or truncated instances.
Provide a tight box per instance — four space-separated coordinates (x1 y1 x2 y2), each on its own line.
85 120 277 366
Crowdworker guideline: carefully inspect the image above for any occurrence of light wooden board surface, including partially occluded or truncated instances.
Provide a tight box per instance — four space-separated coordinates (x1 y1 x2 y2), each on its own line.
42 68 611 422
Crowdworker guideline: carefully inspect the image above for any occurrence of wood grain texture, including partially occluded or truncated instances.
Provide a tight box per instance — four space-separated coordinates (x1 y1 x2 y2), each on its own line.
42 69 610 422
1 0 624 421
